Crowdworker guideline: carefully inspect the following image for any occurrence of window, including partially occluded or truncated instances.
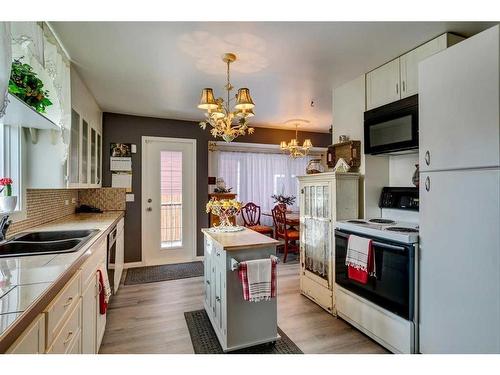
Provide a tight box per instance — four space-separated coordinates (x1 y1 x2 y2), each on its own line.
160 151 183 249
0 123 25 216
217 151 312 224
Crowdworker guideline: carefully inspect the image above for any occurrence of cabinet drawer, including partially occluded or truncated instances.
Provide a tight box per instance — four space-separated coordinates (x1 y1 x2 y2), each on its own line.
300 275 333 313
45 270 81 347
6 314 45 354
80 236 106 288
46 299 82 354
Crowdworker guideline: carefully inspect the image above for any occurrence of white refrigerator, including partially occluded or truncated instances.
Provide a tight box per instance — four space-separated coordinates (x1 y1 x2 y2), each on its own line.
418 25 500 353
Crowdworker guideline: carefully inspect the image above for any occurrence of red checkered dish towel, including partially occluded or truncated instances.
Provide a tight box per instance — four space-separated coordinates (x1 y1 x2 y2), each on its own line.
238 256 277 302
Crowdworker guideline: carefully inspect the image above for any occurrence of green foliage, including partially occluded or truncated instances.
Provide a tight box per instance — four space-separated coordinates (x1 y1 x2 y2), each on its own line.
8 58 53 113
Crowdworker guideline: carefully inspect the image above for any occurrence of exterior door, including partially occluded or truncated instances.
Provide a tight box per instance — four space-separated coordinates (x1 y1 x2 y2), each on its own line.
142 136 196 265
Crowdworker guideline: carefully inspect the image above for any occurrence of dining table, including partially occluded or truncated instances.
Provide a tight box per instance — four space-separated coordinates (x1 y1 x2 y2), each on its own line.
262 211 300 227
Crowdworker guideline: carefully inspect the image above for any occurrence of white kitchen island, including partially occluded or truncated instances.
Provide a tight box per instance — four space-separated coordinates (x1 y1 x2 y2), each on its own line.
201 227 280 352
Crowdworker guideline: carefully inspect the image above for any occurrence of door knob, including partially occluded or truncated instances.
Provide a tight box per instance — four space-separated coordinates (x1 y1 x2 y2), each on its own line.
147 198 152 203
424 151 430 166
146 207 152 212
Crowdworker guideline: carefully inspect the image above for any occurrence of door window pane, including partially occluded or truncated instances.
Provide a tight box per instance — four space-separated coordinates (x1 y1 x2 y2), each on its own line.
161 151 183 248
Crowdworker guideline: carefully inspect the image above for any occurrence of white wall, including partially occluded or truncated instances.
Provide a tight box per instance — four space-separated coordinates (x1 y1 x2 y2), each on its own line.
332 75 390 218
389 153 419 186
71 68 102 132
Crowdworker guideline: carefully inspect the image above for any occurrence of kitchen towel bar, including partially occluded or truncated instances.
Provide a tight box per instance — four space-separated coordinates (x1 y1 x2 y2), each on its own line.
230 255 279 271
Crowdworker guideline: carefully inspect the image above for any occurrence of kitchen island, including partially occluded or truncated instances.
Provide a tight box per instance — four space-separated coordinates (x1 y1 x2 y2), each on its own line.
201 227 280 352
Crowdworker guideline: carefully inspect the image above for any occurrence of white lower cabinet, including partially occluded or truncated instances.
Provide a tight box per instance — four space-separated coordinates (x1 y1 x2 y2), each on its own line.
6 314 45 354
7 231 110 354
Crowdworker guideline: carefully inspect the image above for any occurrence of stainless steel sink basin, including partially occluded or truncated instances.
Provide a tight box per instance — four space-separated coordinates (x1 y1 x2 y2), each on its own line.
12 229 96 242
0 239 83 258
0 229 99 258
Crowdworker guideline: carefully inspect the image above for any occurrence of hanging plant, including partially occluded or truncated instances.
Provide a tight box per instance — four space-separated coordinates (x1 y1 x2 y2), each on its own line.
8 58 52 113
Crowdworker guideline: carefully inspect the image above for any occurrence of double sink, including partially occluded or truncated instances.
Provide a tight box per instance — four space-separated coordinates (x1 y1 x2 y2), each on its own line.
0 229 99 258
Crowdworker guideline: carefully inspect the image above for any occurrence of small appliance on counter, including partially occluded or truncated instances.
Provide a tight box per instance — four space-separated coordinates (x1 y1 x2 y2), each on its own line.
334 186 419 353
76 204 103 214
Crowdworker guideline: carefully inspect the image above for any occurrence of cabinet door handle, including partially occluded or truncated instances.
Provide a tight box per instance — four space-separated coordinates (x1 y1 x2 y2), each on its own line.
402 81 405 92
215 296 221 302
206 280 210 285
425 176 431 192
425 150 431 166
63 297 73 307
396 83 399 94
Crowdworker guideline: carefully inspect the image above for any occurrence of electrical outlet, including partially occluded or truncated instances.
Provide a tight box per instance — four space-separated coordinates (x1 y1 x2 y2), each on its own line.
64 199 69 206
71 198 76 204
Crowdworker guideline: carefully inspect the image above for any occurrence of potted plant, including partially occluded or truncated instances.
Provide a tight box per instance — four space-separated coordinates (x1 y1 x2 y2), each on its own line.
8 58 52 113
0 177 17 212
206 198 243 232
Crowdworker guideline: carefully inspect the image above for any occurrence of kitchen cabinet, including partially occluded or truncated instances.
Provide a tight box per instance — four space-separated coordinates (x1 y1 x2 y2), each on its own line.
81 275 97 353
5 314 45 354
68 108 102 188
298 172 359 314
366 58 401 110
202 228 279 352
96 261 107 349
366 33 464 110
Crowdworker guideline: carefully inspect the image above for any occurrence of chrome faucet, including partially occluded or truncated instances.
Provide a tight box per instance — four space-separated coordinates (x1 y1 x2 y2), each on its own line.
0 214 11 242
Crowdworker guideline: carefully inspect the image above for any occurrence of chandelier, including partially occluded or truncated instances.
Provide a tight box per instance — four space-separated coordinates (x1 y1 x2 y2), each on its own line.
280 119 313 158
197 53 255 142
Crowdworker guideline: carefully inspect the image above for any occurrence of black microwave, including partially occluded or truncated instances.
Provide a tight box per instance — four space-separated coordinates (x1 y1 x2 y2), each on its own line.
364 94 418 155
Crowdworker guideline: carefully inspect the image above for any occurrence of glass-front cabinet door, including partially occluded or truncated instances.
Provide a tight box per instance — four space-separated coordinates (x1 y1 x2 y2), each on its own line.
301 182 331 285
68 109 80 185
90 127 97 185
96 132 102 185
81 119 89 184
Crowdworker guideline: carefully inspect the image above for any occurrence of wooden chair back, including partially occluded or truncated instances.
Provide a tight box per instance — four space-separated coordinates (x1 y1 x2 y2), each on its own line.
271 204 287 238
241 202 262 227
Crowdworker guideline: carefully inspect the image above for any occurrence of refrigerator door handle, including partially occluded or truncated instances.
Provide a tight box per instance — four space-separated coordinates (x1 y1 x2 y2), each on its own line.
424 150 430 166
425 176 430 192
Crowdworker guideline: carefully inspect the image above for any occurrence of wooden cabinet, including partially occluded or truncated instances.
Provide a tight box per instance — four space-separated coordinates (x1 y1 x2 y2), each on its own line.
298 172 359 315
208 193 237 227
81 275 97 354
96 261 107 350
366 33 464 110
68 107 102 188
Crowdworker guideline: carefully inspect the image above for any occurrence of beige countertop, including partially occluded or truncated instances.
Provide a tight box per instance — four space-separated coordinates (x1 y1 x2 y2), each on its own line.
201 227 279 251
0 211 124 352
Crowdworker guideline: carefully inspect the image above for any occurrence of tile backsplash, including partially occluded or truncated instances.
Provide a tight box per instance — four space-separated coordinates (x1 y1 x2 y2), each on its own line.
6 187 126 237
7 189 79 236
79 188 126 211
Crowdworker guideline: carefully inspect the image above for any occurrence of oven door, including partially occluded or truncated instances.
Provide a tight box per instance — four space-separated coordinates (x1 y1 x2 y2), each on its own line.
364 95 418 155
335 229 415 320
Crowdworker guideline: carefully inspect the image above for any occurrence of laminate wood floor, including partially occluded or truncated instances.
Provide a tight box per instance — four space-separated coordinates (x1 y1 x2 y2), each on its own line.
99 263 387 354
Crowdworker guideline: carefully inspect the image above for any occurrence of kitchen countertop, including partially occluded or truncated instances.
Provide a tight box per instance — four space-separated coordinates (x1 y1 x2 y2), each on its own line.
201 227 279 251
0 211 124 352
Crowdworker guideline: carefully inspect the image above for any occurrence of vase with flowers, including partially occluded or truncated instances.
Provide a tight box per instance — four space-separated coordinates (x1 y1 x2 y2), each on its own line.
206 198 244 232
0 178 17 212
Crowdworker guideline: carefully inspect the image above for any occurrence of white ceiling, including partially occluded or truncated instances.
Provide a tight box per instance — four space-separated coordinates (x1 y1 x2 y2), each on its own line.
51 21 495 132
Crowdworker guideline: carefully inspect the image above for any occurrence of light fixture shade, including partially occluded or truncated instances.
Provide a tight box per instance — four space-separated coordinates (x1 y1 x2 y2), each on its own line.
210 104 226 119
289 138 298 147
236 108 255 118
280 141 288 150
303 139 313 148
198 88 218 110
235 88 255 110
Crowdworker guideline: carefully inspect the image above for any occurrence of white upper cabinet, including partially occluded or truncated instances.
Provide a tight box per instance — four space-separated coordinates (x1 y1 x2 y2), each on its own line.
366 33 464 110
366 58 401 110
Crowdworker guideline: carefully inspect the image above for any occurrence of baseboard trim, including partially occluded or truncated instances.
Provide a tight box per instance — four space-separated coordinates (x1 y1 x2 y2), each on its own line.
123 261 145 269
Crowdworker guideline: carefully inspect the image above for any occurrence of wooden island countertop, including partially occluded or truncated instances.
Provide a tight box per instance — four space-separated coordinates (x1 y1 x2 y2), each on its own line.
201 227 279 251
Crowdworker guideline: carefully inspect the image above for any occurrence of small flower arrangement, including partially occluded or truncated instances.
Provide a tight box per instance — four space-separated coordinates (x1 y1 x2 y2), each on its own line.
0 178 13 196
271 194 296 207
206 198 242 230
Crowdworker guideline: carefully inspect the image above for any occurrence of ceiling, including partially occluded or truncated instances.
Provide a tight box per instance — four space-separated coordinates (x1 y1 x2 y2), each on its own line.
51 21 496 132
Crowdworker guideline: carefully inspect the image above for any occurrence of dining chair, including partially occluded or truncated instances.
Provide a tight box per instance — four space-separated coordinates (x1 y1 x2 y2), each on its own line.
240 202 274 236
271 204 299 263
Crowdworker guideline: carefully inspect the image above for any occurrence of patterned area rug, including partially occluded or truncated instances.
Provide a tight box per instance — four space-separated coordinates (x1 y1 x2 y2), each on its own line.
124 261 204 285
184 309 303 354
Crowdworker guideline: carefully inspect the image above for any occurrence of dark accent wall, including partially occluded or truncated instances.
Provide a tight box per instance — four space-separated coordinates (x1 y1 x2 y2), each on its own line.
102 112 331 262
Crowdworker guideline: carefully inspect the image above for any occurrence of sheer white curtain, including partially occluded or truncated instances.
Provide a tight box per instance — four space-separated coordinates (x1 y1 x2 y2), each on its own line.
217 151 311 225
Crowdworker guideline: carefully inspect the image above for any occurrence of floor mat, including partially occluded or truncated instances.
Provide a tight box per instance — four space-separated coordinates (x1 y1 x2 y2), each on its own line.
184 309 303 354
124 261 203 285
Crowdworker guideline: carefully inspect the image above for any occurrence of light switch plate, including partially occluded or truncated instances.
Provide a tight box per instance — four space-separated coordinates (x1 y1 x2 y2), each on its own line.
126 193 135 202
131 144 137 153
